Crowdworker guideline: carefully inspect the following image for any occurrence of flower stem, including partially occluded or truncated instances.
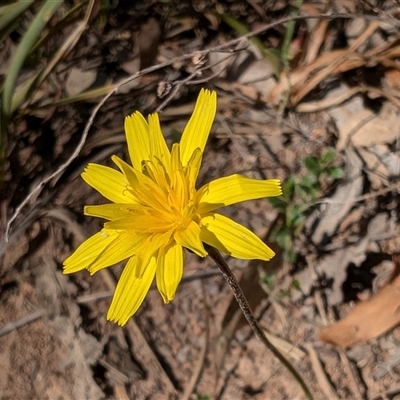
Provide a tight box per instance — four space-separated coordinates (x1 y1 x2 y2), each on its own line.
206 245 313 400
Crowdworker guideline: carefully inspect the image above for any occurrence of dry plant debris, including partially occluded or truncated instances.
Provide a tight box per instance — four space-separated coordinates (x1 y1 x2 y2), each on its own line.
2 1 400 399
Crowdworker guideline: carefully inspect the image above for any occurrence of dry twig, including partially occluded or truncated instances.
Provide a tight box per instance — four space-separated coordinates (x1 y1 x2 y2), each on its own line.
0 310 43 337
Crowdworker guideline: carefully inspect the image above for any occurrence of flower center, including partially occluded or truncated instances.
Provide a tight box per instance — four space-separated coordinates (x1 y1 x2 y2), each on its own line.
138 157 197 233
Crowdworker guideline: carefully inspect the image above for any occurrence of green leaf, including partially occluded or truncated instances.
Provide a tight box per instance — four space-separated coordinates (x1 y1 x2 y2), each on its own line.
260 273 277 292
291 213 306 228
297 177 320 202
299 174 318 190
291 279 302 291
286 204 306 228
273 226 292 250
271 225 285 242
282 176 296 201
278 288 291 299
286 249 298 264
304 156 320 174
327 167 344 179
267 196 287 211
321 148 336 165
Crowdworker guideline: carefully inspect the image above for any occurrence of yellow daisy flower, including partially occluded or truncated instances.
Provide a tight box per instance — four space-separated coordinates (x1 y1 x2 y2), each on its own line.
64 89 282 326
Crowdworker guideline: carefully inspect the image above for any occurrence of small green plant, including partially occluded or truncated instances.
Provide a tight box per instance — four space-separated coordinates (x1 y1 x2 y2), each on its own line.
268 148 344 264
259 270 277 293
259 269 301 299
196 395 211 400
276 279 302 299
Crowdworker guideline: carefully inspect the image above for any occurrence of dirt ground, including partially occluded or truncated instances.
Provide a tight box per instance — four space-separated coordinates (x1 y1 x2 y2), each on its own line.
2 1 400 399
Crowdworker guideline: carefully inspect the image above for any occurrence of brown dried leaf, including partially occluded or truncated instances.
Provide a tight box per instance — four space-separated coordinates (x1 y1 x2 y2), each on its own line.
333 101 400 150
319 255 400 348
384 68 400 90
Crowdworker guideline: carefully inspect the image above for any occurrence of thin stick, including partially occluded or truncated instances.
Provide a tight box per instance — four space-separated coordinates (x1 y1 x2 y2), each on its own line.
0 310 43 337
205 245 313 400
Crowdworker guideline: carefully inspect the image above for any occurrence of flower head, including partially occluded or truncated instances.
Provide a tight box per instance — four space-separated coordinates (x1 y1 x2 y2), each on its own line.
64 89 282 326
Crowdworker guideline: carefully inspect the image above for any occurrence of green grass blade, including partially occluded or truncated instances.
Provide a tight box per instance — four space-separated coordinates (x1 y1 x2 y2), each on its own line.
25 84 115 112
2 0 64 116
9 74 38 113
32 0 87 53
281 0 303 71
9 1 92 114
0 0 35 32
216 12 280 77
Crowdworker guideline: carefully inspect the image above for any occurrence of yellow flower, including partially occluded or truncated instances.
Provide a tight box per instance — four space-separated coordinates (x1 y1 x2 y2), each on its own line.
63 89 282 326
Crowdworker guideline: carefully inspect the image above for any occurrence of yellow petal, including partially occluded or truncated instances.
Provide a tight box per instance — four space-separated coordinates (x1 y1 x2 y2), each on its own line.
197 175 282 214
179 89 217 166
136 231 173 275
63 229 119 274
148 113 171 169
142 158 170 193
82 163 137 204
107 255 157 326
156 243 184 303
86 231 144 275
112 153 134 172
105 215 173 233
174 220 207 257
200 213 275 260
112 155 169 213
170 143 182 171
84 203 147 220
124 111 150 171
186 148 202 188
